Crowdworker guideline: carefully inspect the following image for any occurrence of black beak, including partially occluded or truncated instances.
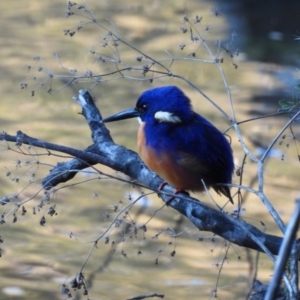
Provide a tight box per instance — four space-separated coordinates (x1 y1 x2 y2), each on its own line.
102 107 140 123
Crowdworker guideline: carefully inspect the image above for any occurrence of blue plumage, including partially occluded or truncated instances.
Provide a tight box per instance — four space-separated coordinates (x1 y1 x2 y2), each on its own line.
103 86 234 203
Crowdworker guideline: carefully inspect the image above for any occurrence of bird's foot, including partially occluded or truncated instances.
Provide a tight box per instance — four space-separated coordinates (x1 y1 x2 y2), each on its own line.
157 182 189 205
157 181 170 202
158 181 168 191
167 189 189 206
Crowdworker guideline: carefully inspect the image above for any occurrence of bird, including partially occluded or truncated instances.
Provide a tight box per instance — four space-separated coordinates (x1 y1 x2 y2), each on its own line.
103 86 234 203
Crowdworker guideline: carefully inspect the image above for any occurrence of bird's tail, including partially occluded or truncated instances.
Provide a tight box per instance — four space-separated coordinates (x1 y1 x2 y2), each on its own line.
213 185 234 204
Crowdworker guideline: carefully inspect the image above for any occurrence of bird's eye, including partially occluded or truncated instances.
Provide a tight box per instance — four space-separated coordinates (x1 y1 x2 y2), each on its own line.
136 104 148 113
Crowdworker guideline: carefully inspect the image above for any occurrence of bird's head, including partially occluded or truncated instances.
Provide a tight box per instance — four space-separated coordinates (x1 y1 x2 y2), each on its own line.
103 86 193 125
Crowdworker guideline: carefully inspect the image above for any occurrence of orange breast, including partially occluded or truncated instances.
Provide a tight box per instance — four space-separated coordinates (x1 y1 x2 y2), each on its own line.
137 123 204 191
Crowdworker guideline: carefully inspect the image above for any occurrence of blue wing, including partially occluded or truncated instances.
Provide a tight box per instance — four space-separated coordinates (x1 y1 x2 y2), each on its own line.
144 112 234 200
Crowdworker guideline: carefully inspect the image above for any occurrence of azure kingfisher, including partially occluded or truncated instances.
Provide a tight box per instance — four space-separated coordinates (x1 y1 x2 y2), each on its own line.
103 86 234 203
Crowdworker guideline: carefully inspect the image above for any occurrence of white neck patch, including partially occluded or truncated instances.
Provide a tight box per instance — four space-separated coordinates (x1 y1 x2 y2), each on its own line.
154 111 182 123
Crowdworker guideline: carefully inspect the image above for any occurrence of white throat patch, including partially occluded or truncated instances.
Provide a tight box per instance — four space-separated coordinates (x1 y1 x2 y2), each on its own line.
154 111 182 123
